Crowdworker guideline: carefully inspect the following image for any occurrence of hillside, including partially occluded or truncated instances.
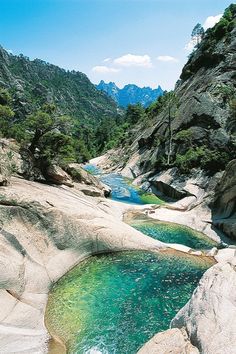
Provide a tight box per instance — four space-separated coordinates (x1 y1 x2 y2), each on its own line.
96 80 163 107
0 47 119 124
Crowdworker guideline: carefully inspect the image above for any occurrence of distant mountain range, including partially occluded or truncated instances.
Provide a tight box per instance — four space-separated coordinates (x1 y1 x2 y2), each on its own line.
96 80 164 108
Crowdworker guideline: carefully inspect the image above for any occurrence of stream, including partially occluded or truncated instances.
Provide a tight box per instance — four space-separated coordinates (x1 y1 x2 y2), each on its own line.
46 163 217 354
83 165 164 205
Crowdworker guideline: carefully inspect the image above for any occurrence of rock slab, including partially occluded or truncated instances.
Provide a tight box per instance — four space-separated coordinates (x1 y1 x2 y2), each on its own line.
137 328 199 354
171 261 236 354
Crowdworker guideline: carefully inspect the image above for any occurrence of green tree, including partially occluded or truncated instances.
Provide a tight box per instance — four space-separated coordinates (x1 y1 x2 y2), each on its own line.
191 23 204 48
0 88 12 106
95 117 121 152
24 107 73 154
38 131 76 165
125 104 146 124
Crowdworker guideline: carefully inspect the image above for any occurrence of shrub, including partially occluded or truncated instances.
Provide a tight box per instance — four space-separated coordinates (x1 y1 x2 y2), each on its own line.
175 146 231 174
175 129 193 143
213 18 229 39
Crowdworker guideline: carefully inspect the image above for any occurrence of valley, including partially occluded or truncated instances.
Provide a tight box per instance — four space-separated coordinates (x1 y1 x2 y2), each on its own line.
0 3 235 354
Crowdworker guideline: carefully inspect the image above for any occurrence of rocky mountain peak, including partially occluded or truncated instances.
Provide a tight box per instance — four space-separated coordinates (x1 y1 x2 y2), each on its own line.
96 80 163 107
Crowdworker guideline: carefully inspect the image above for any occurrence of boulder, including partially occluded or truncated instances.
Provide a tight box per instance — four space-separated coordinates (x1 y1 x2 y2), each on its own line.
149 168 189 200
66 163 111 197
0 139 46 183
137 328 199 354
45 165 74 187
0 170 9 186
78 185 105 197
102 183 112 197
66 163 99 185
148 168 207 204
171 261 236 354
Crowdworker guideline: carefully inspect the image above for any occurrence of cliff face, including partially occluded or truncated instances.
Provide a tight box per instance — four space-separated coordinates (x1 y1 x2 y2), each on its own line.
212 159 236 239
0 47 119 124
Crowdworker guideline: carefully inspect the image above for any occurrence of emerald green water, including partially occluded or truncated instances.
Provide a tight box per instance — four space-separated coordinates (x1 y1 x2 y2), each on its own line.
131 220 218 250
46 251 214 354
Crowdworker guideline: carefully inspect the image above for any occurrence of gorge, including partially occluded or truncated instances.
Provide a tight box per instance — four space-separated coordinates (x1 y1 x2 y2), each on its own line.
0 3 236 354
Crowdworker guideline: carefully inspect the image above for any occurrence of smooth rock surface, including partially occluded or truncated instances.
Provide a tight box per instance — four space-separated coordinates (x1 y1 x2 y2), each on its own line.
137 328 199 354
171 261 236 354
45 164 74 187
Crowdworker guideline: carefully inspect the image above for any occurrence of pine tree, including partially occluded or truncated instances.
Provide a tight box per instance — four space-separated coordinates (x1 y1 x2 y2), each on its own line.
191 23 204 48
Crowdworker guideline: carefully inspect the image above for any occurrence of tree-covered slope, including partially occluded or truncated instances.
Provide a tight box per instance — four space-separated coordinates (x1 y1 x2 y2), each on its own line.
0 47 119 124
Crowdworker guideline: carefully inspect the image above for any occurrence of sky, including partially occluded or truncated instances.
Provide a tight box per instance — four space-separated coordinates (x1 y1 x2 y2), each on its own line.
0 0 233 90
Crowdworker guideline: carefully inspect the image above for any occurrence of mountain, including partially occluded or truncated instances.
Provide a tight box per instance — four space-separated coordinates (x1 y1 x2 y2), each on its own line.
0 47 119 125
96 80 163 107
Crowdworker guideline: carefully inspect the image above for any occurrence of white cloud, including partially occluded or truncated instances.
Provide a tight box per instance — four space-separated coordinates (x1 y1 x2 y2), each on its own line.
92 65 120 74
103 57 111 63
114 54 152 68
157 55 178 63
203 14 223 30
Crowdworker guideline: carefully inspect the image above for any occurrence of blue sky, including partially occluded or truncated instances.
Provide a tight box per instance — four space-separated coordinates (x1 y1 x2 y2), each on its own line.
0 0 233 90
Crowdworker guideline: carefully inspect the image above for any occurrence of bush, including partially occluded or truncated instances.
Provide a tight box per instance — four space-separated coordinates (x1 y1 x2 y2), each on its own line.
0 88 12 106
38 132 76 165
125 104 146 124
213 18 229 39
175 129 193 143
175 146 231 174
